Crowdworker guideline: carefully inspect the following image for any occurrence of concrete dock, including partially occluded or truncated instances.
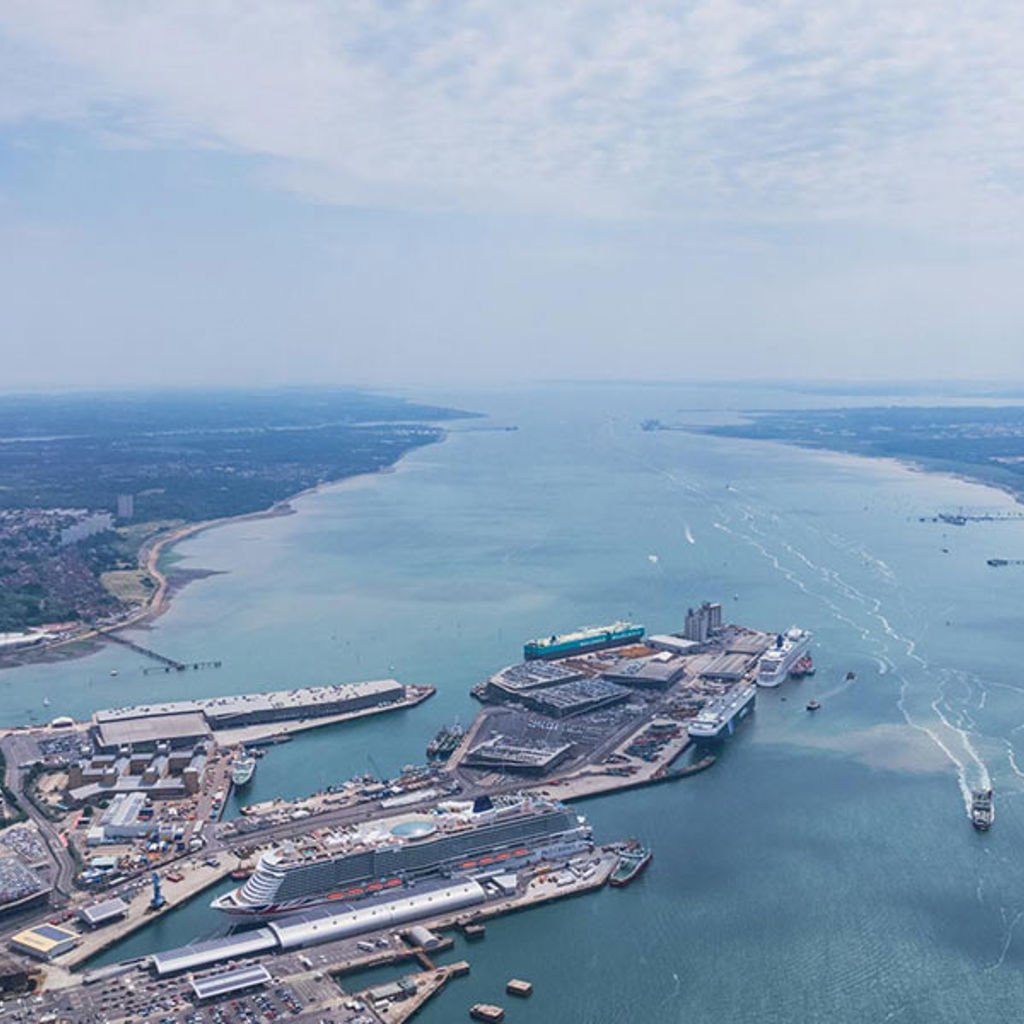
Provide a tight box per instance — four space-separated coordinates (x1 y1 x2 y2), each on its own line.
25 848 619 1023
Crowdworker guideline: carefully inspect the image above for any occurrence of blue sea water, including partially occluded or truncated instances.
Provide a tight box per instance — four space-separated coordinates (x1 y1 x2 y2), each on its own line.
6 383 1024 1022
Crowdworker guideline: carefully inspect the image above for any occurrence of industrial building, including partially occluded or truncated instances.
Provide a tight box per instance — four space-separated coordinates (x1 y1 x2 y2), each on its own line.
514 677 632 718
269 881 487 950
78 897 130 928
646 634 704 656
366 977 417 1004
683 602 723 643
9 923 79 961
602 653 687 689
92 714 209 753
700 653 752 682
68 744 208 805
152 930 279 977
462 739 573 774
191 965 272 1002
92 680 407 751
405 925 442 950
152 881 487 977
484 662 584 702
722 630 774 657
96 793 151 841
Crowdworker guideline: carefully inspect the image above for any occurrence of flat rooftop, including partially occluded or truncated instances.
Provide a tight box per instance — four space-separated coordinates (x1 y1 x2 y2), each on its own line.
463 740 573 771
191 964 272 1001
602 654 686 686
701 653 751 680
647 635 703 654
96 711 209 749
525 677 631 714
79 897 129 927
95 680 404 726
152 930 278 976
488 662 583 693
10 923 78 958
724 631 773 656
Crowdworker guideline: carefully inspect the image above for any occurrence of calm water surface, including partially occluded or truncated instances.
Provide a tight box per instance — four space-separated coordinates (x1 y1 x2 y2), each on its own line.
6 384 1024 1022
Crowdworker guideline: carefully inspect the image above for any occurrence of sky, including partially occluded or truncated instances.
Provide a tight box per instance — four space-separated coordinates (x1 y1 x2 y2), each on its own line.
1 1 1023 390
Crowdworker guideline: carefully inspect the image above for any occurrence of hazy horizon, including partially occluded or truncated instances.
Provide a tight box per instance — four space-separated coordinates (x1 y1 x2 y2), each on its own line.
6 378 1024 400
2 2 1023 390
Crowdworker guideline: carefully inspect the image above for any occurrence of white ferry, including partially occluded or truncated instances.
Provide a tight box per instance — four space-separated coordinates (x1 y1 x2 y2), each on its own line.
757 627 812 687
687 685 757 740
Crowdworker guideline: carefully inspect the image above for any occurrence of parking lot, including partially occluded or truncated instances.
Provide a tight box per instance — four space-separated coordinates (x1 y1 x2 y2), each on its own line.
10 924 438 1024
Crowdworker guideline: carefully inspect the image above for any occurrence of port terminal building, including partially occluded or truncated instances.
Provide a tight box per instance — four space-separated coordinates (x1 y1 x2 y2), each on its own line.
151 881 487 977
91 680 406 751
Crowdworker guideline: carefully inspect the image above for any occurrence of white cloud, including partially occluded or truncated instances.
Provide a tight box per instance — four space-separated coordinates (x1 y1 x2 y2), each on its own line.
0 0 1022 234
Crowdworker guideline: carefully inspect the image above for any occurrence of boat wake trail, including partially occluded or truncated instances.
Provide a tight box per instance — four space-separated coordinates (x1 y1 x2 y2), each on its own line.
621 419 998 814
665 464 995 809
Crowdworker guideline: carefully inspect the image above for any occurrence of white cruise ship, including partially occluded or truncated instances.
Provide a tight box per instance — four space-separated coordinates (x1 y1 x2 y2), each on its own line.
212 795 592 919
687 685 756 740
757 627 812 687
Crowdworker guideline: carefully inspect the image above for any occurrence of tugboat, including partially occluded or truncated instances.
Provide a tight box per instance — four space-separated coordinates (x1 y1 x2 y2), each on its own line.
231 755 257 787
790 655 816 678
971 788 994 831
610 842 653 888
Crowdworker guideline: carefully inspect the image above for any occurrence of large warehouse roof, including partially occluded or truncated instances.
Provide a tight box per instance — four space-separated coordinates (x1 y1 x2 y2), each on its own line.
10 923 79 960
96 711 210 749
96 680 404 727
269 880 486 950
191 965 272 1001
79 897 129 927
151 929 278 977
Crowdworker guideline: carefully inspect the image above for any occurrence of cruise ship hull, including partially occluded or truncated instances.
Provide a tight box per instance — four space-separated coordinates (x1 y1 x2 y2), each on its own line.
757 628 812 687
211 803 591 920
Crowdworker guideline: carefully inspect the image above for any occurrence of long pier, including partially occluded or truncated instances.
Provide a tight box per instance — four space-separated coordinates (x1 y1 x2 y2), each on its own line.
99 631 221 673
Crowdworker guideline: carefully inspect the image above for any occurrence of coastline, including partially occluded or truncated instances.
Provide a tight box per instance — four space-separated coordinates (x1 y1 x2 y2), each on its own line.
0 450 430 672
699 427 1024 511
694 412 1024 510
